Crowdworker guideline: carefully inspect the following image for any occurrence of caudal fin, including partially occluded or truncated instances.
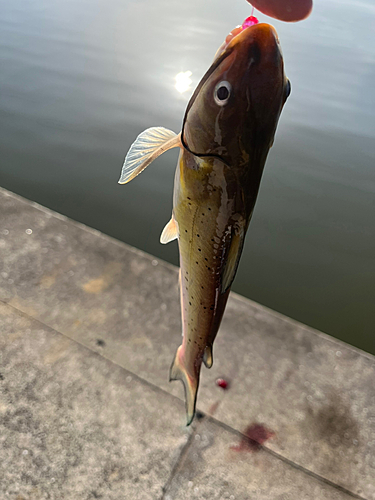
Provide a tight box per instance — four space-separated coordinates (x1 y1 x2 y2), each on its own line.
169 346 199 426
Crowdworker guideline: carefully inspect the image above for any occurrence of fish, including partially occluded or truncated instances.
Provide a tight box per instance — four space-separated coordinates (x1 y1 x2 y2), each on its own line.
118 22 291 425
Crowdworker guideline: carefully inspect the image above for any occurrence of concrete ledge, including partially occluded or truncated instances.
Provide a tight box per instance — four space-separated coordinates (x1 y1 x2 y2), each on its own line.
0 302 189 499
1 187 374 499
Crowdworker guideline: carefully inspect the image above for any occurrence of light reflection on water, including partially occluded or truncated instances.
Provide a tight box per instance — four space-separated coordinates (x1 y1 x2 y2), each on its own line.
175 71 193 94
0 0 374 353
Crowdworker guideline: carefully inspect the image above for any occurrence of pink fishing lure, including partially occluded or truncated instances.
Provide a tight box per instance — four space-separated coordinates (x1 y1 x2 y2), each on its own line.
224 15 259 46
242 15 259 29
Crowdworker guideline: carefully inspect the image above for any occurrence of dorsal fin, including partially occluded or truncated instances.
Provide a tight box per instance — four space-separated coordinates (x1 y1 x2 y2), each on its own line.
160 216 179 244
118 127 182 184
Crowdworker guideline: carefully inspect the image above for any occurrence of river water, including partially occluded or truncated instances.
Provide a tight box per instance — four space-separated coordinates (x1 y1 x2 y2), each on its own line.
1 0 374 353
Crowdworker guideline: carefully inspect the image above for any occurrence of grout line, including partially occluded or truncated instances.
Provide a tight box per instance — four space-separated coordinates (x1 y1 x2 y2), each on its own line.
159 429 196 500
160 410 213 499
0 298 186 407
0 297 371 500
206 415 369 500
0 298 221 421
264 447 369 500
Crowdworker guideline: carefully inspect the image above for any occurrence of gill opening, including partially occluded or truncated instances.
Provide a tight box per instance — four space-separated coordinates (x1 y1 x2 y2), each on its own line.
180 133 232 168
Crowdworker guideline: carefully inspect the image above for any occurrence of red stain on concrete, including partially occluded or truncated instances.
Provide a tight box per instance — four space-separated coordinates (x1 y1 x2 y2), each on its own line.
231 423 275 452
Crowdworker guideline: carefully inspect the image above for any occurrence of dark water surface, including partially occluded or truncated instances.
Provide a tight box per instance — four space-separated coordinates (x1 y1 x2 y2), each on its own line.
1 0 374 353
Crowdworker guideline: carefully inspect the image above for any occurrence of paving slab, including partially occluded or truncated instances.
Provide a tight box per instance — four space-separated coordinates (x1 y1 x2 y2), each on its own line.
1 186 375 499
164 418 360 500
212 296 375 499
0 302 191 500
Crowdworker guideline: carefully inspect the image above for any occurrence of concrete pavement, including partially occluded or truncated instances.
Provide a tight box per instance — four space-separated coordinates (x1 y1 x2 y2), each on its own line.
1 187 374 499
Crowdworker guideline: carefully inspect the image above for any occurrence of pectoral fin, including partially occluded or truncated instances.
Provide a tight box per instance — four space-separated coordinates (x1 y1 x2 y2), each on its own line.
118 127 182 184
160 216 179 244
221 219 246 293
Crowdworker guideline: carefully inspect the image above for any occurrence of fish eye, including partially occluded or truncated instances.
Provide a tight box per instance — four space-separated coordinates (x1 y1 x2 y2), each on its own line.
285 79 291 100
214 81 231 106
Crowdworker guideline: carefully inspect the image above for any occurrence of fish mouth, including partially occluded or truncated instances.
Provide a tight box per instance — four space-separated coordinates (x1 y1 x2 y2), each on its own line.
211 26 243 62
220 21 280 58
212 17 263 62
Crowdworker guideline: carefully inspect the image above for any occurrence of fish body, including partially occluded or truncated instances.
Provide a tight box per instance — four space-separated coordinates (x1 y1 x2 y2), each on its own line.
170 151 244 420
119 23 290 424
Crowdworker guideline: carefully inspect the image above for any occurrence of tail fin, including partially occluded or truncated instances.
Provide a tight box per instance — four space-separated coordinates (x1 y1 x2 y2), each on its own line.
169 346 199 426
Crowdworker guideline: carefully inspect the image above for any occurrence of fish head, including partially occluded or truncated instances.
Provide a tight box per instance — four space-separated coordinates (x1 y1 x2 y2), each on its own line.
181 23 291 168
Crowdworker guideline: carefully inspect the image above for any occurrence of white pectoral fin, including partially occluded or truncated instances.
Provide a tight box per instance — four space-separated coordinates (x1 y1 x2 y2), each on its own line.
221 219 246 293
160 216 179 244
118 127 182 184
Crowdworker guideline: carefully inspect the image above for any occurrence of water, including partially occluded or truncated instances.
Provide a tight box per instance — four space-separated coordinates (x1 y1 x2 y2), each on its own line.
0 0 374 353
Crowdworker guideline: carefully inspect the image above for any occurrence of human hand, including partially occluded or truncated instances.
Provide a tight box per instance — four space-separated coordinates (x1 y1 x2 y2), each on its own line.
247 0 313 22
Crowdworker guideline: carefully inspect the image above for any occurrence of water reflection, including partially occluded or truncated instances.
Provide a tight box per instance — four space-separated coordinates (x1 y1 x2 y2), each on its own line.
175 71 193 94
0 0 374 353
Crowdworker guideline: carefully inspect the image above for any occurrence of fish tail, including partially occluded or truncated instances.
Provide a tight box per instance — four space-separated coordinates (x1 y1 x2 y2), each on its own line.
169 346 199 426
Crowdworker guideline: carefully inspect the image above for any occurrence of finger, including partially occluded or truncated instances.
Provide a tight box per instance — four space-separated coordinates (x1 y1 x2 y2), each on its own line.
247 0 313 22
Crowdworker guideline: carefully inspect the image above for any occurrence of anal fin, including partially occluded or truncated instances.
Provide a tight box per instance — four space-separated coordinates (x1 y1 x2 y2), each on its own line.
203 345 213 369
